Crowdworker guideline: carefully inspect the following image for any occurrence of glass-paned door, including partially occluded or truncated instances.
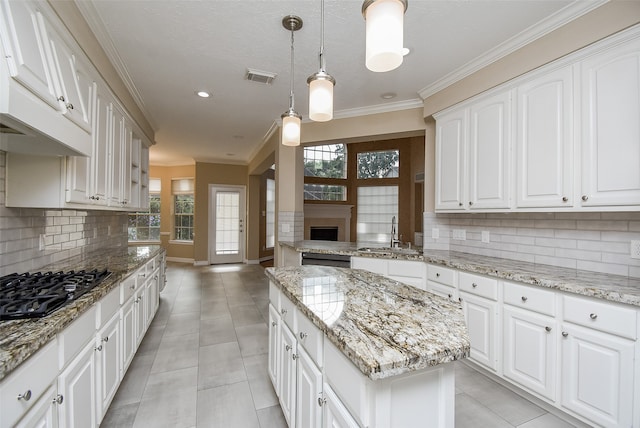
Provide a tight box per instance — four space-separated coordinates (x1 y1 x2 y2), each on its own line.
209 185 246 264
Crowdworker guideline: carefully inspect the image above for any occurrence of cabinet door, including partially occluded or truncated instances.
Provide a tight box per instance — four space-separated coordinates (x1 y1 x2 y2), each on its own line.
66 155 91 204
516 66 574 208
139 145 150 210
279 325 297 428
121 119 133 207
503 306 556 400
435 108 467 210
581 37 640 207
296 348 323 428
468 90 512 209
91 82 111 205
322 382 359 428
96 312 121 423
15 384 58 428
110 105 125 206
121 297 136 373
460 292 498 371
0 0 59 109
43 17 92 132
350 257 387 276
268 304 280 392
145 272 159 328
560 324 634 427
135 288 146 347
57 340 97 428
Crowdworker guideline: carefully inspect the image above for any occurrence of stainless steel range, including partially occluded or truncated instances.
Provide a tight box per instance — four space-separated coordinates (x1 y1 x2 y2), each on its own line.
0 269 111 320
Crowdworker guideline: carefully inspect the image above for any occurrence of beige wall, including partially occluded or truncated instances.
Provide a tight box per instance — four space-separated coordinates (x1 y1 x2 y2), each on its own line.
149 165 195 261
48 1 155 142
194 162 249 263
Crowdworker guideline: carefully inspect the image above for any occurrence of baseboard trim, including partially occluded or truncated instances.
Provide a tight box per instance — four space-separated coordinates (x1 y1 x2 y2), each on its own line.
166 257 195 264
193 260 209 266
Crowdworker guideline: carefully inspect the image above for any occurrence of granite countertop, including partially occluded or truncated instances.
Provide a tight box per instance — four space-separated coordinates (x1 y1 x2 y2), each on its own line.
265 265 471 380
0 245 164 381
281 241 640 307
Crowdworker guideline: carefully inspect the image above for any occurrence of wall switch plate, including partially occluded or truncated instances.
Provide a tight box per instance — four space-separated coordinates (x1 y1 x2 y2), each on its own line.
482 231 490 243
431 228 439 239
452 229 466 240
631 241 640 259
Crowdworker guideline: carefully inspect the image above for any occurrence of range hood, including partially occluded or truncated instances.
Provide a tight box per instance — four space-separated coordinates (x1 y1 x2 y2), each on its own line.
0 115 91 157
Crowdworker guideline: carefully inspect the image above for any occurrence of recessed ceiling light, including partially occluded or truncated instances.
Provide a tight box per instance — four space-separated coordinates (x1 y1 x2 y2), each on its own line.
402 47 410 56
381 92 397 100
196 91 211 98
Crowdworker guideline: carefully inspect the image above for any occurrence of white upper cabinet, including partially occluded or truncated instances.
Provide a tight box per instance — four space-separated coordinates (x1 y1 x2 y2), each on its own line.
516 65 574 208
580 35 640 207
435 108 467 210
435 90 511 211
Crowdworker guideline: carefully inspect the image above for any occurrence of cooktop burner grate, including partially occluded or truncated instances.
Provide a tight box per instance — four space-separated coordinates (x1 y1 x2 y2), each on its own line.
0 269 111 320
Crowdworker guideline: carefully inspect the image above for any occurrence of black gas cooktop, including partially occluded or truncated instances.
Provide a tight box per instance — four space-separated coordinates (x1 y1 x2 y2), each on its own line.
0 269 111 320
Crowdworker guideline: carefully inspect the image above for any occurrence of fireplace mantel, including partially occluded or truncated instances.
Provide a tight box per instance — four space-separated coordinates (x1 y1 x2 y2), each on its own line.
304 204 353 241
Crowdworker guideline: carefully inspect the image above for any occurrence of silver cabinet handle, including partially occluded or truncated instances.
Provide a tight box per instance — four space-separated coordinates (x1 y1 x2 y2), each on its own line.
130 284 135 290
436 273 440 278
285 344 291 352
545 326 552 332
292 353 298 360
66 103 74 110
472 283 477 288
562 331 568 337
17 390 32 401
102 336 109 343
447 293 452 299
139 273 146 278
562 196 568 202
521 296 528 302
318 397 327 407
57 95 65 102
590 313 598 320
458 202 463 207
52 394 63 405
469 201 473 206
299 332 308 340
95 345 103 352
271 321 277 327
582 195 588 201
281 308 287 315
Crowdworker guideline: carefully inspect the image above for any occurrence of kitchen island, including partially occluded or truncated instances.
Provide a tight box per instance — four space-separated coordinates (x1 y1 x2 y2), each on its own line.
265 265 470 428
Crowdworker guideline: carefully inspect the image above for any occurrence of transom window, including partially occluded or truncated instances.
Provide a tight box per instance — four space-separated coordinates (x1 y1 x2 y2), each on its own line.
357 149 399 179
304 144 346 178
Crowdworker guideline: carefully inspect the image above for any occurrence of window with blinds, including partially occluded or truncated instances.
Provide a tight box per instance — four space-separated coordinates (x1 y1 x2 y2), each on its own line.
172 178 194 241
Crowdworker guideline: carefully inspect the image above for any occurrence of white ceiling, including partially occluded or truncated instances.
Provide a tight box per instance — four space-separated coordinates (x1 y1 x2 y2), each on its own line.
77 0 601 166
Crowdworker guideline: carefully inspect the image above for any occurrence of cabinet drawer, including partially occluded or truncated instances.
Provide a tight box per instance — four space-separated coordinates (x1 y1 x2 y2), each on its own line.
390 275 426 290
296 311 324 368
459 272 497 300
97 286 120 328
503 281 556 316
58 305 96 370
0 340 58 428
120 273 138 304
280 292 297 331
563 295 637 339
388 260 425 278
269 281 280 311
427 265 456 286
427 281 458 302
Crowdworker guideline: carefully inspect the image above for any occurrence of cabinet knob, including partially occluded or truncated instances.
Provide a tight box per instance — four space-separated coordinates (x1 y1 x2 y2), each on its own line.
458 202 463 207
521 296 528 302
66 103 74 110
285 344 291 352
102 336 109 343
130 284 135 290
472 283 477 288
292 353 298 361
17 390 32 401
57 95 65 102
562 331 568 337
271 321 277 327
281 308 287 316
562 196 568 202
589 313 598 320
299 332 308 340
581 195 589 202
95 345 103 352
447 293 452 299
318 397 327 407
469 201 473 206
52 394 64 405
436 273 440 278
545 326 552 332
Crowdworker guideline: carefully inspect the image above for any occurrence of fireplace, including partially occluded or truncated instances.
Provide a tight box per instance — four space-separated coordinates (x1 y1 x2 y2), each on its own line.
310 226 339 241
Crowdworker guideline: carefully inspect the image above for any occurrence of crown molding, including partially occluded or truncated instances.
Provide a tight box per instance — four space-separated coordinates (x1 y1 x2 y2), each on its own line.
418 0 608 99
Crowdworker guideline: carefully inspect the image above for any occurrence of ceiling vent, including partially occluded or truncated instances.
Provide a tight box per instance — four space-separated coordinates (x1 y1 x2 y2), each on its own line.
245 68 277 85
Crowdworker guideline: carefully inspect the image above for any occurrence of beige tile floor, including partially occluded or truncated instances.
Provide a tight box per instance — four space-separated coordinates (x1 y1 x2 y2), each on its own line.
102 262 579 428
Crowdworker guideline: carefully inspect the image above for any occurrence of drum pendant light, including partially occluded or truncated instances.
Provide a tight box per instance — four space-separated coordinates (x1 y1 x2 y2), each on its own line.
362 0 408 73
281 15 303 146
307 0 336 122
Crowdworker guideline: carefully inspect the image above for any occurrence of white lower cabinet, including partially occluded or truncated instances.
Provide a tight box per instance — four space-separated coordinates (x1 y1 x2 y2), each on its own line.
352 257 426 290
322 382 358 428
268 304 280 391
279 323 298 427
95 311 121 421
296 347 323 428
460 292 498 371
15 384 58 428
57 339 97 428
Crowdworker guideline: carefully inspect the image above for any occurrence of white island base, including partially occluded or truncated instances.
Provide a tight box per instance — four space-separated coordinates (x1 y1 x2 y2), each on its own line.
324 339 455 428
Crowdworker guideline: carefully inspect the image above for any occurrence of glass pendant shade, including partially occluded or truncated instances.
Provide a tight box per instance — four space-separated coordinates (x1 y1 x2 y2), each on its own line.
363 0 406 72
308 73 335 122
281 111 302 146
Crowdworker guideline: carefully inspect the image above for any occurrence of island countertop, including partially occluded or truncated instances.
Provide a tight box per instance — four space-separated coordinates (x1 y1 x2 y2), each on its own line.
265 265 470 380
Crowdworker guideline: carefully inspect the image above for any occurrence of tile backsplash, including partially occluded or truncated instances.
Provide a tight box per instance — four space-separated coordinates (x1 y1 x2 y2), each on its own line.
424 211 640 278
0 151 128 276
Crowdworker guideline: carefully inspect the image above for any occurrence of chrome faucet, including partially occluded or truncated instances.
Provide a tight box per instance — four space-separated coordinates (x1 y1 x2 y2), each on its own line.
390 216 400 248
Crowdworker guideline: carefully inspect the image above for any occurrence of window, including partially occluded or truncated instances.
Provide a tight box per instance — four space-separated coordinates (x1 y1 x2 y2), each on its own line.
356 186 398 243
357 149 399 179
266 178 275 248
304 143 347 201
172 178 194 241
128 178 161 242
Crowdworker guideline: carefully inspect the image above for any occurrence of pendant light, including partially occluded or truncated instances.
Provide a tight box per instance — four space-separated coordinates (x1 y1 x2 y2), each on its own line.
307 0 335 122
281 15 303 146
362 0 408 73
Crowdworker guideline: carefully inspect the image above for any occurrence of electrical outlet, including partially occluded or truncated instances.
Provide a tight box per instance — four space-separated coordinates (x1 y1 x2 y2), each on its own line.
631 240 640 259
431 228 439 239
452 229 466 240
482 231 490 243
